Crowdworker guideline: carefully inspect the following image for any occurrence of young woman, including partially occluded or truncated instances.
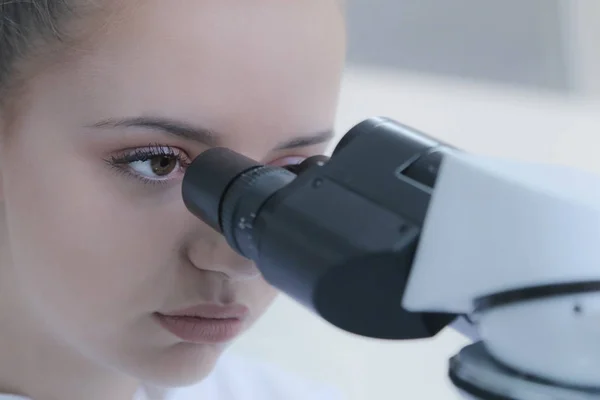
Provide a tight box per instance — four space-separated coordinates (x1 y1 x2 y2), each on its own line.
0 1 346 399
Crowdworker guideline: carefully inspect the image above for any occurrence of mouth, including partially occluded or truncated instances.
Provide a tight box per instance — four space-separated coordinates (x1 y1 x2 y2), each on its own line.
154 303 249 344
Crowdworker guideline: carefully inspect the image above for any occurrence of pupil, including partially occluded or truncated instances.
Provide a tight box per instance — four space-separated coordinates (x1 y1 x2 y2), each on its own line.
150 156 176 176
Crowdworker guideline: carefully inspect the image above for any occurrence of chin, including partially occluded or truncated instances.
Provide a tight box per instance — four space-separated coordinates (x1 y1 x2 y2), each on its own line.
127 342 224 388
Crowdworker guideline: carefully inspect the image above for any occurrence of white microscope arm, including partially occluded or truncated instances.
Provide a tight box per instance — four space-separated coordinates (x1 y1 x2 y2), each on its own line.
403 150 600 399
451 316 480 341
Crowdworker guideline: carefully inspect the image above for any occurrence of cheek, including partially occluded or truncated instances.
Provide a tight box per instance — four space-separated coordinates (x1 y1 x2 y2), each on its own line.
241 276 279 323
1 134 183 331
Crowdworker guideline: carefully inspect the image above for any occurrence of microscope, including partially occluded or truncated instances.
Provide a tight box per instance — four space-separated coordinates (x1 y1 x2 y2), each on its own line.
181 117 600 399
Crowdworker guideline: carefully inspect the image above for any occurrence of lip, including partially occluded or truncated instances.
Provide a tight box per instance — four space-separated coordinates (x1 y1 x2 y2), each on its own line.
154 303 249 344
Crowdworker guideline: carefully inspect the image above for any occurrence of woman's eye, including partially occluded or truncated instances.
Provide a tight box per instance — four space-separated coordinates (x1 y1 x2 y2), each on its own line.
107 145 191 184
268 156 306 167
129 155 180 178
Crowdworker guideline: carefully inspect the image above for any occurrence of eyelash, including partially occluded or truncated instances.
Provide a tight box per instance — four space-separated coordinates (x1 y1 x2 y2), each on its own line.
105 145 309 187
106 144 192 186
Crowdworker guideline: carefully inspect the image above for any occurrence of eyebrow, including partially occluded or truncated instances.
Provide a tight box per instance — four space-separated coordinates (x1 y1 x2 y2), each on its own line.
90 116 334 151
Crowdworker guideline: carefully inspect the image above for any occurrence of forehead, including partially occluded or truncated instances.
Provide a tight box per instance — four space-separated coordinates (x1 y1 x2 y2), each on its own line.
58 0 346 144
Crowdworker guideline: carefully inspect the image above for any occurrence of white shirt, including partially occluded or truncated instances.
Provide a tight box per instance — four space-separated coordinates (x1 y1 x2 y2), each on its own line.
0 353 343 400
0 319 476 400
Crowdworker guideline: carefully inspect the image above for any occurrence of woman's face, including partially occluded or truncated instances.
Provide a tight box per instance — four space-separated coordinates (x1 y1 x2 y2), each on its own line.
0 0 345 386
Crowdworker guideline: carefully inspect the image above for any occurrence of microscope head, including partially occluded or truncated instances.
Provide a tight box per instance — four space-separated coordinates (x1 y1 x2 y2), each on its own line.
181 116 600 393
181 117 457 340
403 150 600 389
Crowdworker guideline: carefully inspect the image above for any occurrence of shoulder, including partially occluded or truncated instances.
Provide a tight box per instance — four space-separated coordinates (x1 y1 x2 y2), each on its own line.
164 352 343 400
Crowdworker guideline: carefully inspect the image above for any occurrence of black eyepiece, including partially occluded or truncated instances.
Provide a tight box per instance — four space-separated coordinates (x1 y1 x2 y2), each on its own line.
181 147 261 233
182 147 296 258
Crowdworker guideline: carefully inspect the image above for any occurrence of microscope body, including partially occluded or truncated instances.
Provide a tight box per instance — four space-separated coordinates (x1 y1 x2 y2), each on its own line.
182 117 600 399
405 147 600 391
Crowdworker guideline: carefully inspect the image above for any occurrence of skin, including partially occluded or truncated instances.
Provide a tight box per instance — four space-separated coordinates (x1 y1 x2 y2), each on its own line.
0 1 346 399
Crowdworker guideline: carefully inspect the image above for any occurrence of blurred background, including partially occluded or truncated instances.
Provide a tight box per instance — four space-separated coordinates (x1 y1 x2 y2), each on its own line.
230 1 600 399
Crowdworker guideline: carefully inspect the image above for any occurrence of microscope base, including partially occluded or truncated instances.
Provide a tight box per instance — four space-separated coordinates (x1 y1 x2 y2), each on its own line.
449 342 600 400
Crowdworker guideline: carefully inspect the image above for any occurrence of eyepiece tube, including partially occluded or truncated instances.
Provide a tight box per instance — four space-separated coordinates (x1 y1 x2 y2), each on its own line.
181 147 261 233
182 147 298 258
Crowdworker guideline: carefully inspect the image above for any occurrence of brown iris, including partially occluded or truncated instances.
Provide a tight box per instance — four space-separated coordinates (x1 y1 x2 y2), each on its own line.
150 155 178 176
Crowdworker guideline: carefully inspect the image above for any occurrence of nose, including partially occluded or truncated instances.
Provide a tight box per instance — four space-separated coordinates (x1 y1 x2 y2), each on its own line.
185 233 261 281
